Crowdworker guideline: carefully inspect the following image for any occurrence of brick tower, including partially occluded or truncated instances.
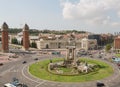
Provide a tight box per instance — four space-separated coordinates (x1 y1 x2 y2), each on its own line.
23 24 29 50
1 22 9 52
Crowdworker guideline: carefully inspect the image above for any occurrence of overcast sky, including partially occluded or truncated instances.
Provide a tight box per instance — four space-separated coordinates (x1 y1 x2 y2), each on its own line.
0 0 120 33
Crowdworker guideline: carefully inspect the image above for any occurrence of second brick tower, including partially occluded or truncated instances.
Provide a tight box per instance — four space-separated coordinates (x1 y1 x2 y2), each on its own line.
23 24 29 50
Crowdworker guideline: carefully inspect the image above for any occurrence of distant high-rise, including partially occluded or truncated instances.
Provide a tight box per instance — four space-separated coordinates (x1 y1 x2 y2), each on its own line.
88 34 101 46
1 22 9 52
23 24 29 50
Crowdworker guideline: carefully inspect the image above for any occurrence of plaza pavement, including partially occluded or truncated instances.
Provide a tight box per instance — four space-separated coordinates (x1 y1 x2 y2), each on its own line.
0 52 21 63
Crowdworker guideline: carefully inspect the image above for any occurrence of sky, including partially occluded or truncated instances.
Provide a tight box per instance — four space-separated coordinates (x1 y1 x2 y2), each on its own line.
0 0 120 34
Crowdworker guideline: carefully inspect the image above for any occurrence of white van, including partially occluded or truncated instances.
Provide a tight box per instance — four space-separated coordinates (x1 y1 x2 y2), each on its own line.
4 83 16 87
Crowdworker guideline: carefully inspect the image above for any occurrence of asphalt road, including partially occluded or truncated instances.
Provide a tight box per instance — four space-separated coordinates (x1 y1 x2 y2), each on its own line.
0 50 120 87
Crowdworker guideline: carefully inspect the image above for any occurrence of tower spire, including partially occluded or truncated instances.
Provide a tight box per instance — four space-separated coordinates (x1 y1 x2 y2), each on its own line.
1 22 9 52
22 24 29 50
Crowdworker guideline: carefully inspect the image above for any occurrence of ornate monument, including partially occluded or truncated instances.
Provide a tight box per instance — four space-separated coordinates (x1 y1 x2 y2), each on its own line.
48 33 97 75
23 24 29 50
64 34 76 67
1 22 9 53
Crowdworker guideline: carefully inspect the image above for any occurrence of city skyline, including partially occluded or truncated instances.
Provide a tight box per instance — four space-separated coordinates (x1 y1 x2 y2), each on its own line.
0 0 120 33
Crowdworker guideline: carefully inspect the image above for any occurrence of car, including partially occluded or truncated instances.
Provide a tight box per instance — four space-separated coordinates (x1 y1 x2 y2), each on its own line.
22 61 27 64
34 58 38 60
96 82 105 87
0 63 3 66
4 83 16 87
4 78 21 87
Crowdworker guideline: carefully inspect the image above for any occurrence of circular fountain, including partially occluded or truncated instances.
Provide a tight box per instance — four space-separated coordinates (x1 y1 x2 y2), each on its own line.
48 34 98 75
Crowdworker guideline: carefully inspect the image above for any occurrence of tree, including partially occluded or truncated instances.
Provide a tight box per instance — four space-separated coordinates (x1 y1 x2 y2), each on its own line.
30 42 37 48
11 38 18 44
105 44 112 52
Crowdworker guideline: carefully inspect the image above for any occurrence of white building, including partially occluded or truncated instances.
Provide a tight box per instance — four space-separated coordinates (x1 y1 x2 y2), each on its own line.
81 38 97 51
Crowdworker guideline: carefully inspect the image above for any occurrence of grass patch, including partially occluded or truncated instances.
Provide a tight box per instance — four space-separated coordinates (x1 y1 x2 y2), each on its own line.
116 54 120 57
29 58 113 82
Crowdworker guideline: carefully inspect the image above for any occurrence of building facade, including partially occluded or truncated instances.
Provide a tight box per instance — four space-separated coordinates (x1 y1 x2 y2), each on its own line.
81 38 97 51
114 36 120 53
88 34 101 46
36 38 97 50
10 32 97 51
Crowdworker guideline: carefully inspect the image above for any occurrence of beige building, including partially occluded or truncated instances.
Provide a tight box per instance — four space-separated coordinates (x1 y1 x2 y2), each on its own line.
36 39 67 49
10 33 97 50
36 38 97 50
81 38 97 51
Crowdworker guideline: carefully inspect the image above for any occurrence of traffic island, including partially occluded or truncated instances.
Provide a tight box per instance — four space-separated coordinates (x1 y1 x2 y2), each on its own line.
29 58 114 82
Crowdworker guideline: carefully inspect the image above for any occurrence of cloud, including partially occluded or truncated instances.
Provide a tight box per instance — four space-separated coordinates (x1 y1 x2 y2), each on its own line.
86 16 110 25
117 11 120 18
62 0 105 19
61 0 120 26
111 22 120 27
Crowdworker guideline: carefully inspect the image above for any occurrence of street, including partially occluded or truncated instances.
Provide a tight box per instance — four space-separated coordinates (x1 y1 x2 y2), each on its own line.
0 50 120 87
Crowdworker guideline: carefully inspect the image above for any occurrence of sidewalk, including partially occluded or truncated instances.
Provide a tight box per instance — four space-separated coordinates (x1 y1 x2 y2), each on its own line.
0 52 20 63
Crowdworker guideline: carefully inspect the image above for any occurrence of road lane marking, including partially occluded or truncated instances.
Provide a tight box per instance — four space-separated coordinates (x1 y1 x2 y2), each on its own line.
0 66 15 76
10 70 18 72
22 64 40 83
22 63 47 87
35 81 46 87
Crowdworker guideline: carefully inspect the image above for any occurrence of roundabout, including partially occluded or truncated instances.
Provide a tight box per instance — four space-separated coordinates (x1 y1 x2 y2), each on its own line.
29 58 114 82
29 37 114 83
18 54 120 87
